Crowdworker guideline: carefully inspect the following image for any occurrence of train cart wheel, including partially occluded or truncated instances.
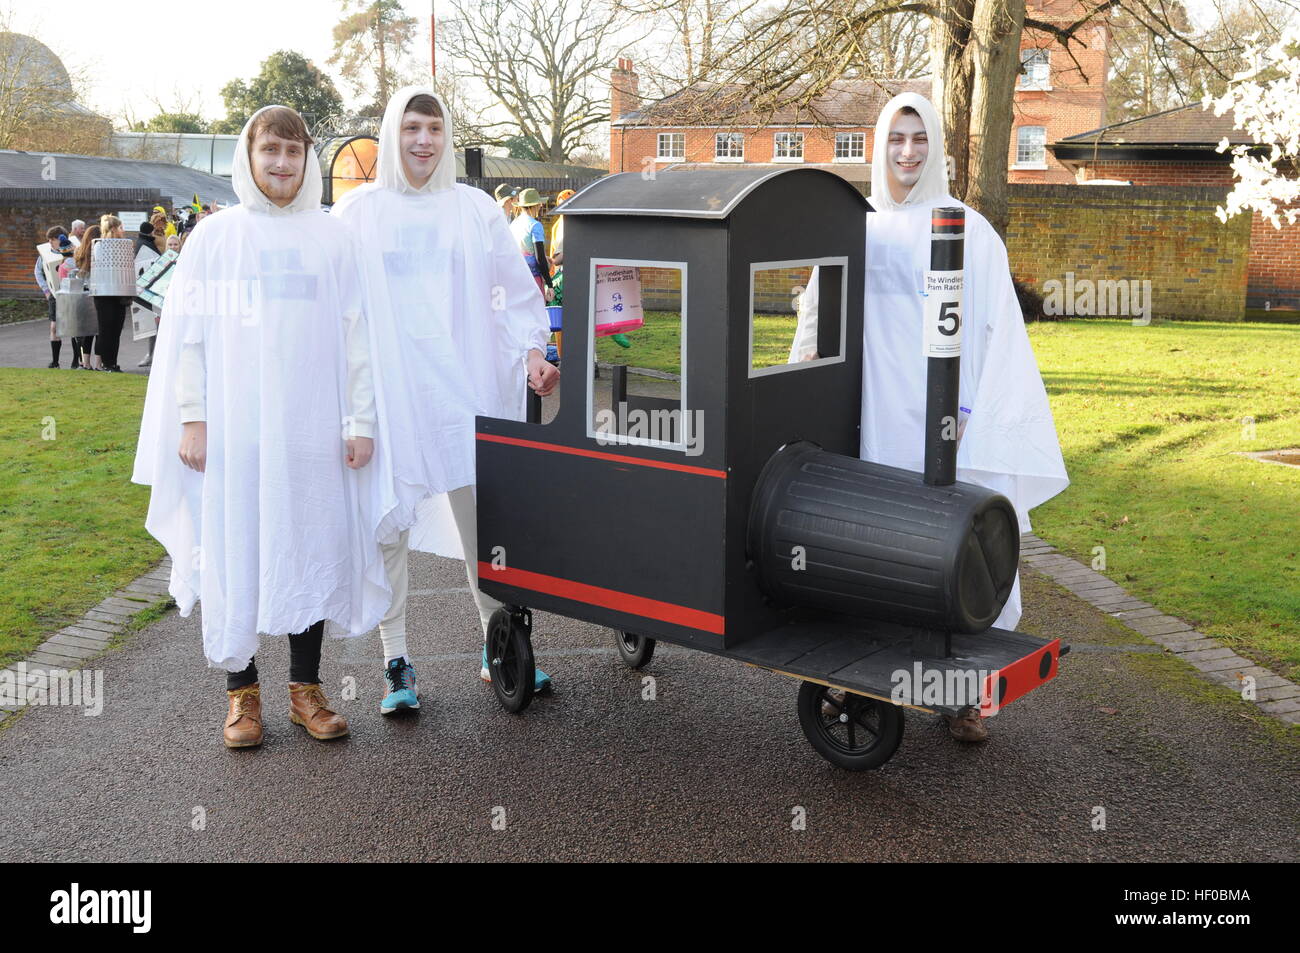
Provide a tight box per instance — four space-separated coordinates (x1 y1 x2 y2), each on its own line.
487 607 535 714
614 630 656 669
796 682 903 771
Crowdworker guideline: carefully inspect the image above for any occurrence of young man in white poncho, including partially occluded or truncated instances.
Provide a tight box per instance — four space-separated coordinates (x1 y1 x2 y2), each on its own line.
794 93 1069 742
332 88 558 714
133 106 392 749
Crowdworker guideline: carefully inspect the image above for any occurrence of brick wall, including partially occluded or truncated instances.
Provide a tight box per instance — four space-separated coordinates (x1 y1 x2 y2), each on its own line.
1079 160 1300 308
1006 184 1250 320
1009 2 1110 184
1 188 169 298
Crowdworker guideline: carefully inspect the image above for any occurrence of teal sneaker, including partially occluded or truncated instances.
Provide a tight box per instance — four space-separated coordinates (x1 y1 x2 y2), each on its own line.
380 657 420 714
480 644 552 693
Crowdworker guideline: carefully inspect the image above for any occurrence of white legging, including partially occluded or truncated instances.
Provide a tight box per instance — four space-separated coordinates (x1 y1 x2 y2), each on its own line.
378 485 502 661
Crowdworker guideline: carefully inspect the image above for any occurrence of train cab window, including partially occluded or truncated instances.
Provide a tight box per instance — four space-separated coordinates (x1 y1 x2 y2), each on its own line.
748 258 847 376
587 260 689 451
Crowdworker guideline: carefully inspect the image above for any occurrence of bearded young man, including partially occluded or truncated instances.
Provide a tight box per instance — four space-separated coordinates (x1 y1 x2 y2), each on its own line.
332 87 558 715
796 93 1069 742
133 105 392 749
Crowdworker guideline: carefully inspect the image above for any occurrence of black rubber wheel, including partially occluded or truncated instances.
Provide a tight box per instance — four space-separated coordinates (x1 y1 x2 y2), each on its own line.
796 681 904 770
614 630 656 669
487 606 535 714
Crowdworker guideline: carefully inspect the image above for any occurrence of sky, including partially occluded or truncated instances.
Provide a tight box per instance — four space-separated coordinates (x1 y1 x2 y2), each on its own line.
10 0 1242 132
9 0 437 124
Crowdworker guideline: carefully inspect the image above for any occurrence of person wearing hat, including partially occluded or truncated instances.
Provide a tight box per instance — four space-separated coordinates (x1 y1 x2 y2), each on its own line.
509 187 554 300
496 184 518 220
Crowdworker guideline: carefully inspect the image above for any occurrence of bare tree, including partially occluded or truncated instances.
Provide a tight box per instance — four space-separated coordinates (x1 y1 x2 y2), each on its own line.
0 18 106 153
442 0 642 162
651 0 1277 236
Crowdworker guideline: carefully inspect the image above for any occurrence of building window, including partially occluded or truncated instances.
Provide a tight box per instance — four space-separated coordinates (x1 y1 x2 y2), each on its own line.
834 132 865 161
773 131 804 161
714 132 744 162
1019 49 1051 90
657 132 684 160
1016 126 1047 166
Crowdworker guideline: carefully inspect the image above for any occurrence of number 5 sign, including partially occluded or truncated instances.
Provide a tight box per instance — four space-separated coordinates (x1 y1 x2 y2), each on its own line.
923 270 963 357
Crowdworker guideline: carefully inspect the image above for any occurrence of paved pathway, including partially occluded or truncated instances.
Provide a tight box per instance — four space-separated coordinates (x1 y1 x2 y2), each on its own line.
1 551 1295 862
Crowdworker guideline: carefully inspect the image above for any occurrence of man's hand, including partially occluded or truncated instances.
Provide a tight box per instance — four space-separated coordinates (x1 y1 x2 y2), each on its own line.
526 349 559 396
179 421 207 472
543 285 555 302
346 436 374 469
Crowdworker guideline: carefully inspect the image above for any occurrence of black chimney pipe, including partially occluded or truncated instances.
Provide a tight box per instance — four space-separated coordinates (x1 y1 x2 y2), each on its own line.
923 207 965 486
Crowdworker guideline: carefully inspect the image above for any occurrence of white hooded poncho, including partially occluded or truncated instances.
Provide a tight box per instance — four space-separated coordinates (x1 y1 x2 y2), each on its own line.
332 86 551 556
866 93 1068 629
132 106 393 671
792 92 1069 630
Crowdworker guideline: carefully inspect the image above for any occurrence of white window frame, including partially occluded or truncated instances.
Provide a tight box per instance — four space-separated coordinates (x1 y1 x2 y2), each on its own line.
585 258 691 453
833 131 866 163
1019 49 1051 90
773 131 804 162
747 257 849 379
1014 125 1047 169
714 132 744 162
656 132 684 161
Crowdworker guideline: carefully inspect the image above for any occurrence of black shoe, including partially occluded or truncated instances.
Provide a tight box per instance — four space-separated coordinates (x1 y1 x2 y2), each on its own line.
47 361 59 368
106 365 123 373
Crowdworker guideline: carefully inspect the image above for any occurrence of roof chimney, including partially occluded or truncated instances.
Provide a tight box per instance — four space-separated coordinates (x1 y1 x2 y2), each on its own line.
611 58 640 122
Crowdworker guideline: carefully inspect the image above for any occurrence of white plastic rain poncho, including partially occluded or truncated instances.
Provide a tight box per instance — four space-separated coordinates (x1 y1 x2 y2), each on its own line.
332 86 551 557
131 106 393 671
793 92 1068 630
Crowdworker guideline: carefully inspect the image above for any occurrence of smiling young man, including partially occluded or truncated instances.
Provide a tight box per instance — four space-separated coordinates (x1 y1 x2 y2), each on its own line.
332 87 557 715
133 105 392 749
796 93 1069 742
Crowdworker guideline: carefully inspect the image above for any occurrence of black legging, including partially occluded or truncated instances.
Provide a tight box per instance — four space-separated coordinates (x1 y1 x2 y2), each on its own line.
226 621 325 691
92 296 129 368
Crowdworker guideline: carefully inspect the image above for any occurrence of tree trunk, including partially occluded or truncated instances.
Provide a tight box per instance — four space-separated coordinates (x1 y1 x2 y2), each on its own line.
929 0 976 200
965 0 1025 239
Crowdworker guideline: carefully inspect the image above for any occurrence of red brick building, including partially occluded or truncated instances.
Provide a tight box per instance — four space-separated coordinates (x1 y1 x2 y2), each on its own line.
609 1 1109 188
1053 105 1299 309
1009 0 1111 183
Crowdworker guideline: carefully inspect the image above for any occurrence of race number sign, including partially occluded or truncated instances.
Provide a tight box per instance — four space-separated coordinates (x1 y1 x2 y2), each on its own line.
923 269 963 357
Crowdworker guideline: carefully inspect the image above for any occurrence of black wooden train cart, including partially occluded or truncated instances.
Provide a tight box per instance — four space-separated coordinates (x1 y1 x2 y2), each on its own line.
474 167 1064 769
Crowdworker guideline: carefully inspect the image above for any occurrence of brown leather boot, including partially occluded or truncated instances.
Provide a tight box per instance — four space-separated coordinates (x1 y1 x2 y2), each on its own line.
288 682 349 740
223 683 264 748
943 705 990 743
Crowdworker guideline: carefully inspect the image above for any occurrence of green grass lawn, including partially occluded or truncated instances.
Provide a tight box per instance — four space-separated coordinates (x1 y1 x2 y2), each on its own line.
0 368 162 667
1028 319 1300 679
599 314 1300 679
595 310 796 372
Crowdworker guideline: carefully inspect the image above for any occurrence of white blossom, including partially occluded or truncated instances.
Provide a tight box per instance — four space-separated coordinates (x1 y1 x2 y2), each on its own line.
1203 26 1300 229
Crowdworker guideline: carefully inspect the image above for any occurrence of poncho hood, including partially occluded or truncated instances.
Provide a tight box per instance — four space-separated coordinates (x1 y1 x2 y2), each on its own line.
376 85 457 194
231 105 323 215
869 92 952 211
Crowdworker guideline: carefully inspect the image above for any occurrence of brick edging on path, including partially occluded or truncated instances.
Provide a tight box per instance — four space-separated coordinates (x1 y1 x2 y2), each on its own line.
1020 534 1300 725
0 558 174 726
